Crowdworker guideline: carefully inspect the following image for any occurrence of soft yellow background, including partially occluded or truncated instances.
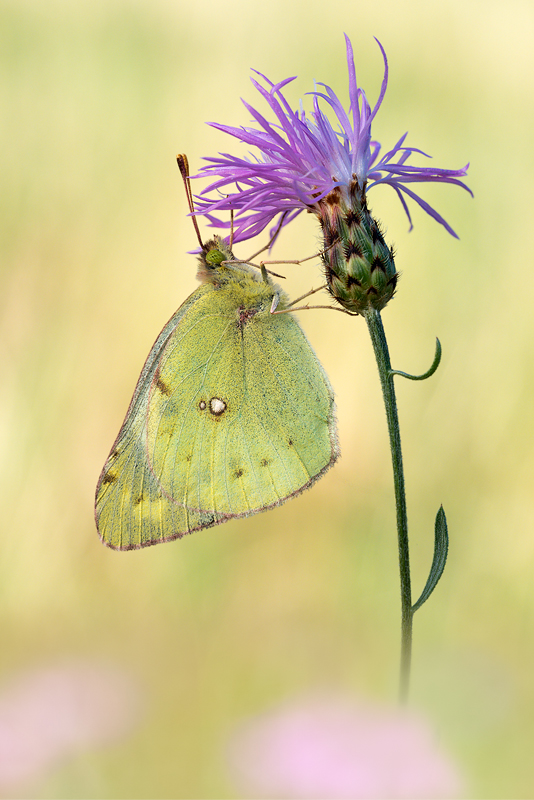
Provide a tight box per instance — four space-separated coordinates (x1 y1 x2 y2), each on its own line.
1 0 533 796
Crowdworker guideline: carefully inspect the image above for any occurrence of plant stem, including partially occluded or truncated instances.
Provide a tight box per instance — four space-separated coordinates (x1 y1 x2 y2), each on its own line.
364 308 413 702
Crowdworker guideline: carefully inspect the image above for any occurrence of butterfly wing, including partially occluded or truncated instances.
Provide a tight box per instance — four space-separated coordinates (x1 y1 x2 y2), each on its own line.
95 286 231 550
96 275 338 550
148 286 338 519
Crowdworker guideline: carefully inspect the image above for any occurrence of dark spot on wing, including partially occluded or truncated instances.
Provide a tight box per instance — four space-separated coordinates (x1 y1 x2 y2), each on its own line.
156 376 171 395
234 467 244 478
134 493 144 505
102 471 117 485
260 458 270 467
199 512 217 527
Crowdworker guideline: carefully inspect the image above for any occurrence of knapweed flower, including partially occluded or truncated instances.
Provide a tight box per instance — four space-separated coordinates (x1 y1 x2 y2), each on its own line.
195 35 471 313
226 693 464 799
0 661 141 791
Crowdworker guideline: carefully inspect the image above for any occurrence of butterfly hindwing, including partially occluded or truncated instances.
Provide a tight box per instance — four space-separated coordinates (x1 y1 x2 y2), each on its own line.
95 285 229 549
96 429 226 550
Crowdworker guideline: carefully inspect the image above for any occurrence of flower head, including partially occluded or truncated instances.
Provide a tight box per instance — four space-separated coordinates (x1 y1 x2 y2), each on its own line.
195 36 471 312
196 35 471 244
0 661 141 791
226 692 464 799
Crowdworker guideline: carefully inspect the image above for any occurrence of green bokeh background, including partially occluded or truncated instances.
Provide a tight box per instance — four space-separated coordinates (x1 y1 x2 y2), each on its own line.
2 0 533 796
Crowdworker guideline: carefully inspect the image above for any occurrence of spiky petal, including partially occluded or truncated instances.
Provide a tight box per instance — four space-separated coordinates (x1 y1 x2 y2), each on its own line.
194 35 471 311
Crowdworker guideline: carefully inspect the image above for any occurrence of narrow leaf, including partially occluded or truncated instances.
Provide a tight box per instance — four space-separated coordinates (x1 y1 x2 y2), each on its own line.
390 338 442 381
412 505 449 613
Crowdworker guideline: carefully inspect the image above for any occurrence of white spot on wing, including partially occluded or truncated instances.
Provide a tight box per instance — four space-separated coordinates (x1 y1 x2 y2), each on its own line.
210 397 227 416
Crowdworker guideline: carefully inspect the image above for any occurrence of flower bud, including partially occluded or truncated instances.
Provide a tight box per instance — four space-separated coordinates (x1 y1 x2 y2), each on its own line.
318 187 397 313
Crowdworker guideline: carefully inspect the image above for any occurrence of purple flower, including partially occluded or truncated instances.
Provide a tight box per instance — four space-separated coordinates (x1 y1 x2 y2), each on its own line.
226 692 464 799
0 661 141 791
195 35 471 246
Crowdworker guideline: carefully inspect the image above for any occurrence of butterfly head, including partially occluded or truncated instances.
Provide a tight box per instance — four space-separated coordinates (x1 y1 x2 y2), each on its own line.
196 236 231 283
197 235 265 291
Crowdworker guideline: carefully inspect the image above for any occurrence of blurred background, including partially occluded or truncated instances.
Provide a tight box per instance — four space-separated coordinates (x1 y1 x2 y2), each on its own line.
1 0 533 796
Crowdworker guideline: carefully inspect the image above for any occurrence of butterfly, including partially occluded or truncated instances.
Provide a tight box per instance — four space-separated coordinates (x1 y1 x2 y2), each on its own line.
95 236 338 549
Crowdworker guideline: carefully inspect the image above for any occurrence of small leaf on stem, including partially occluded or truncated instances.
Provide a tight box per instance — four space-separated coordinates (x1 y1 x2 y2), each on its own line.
412 505 449 613
389 338 442 381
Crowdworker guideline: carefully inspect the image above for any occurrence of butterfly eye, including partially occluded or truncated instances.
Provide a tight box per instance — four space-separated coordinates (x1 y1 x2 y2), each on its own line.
205 248 225 266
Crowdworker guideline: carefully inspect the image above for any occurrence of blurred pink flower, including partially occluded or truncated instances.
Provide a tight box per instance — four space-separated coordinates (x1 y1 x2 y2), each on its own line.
227 693 464 799
0 660 141 789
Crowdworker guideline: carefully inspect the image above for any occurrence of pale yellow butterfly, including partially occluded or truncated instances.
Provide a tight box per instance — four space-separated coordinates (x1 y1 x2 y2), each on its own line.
95 235 338 549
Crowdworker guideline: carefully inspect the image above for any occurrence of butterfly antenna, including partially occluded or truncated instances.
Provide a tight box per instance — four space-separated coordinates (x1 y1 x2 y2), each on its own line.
176 154 206 251
229 208 235 251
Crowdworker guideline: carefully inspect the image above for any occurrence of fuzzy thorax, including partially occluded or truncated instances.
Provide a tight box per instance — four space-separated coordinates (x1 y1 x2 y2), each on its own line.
197 236 290 314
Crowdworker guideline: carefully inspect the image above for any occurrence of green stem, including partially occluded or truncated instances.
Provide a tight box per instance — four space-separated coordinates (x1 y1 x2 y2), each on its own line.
364 308 413 702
